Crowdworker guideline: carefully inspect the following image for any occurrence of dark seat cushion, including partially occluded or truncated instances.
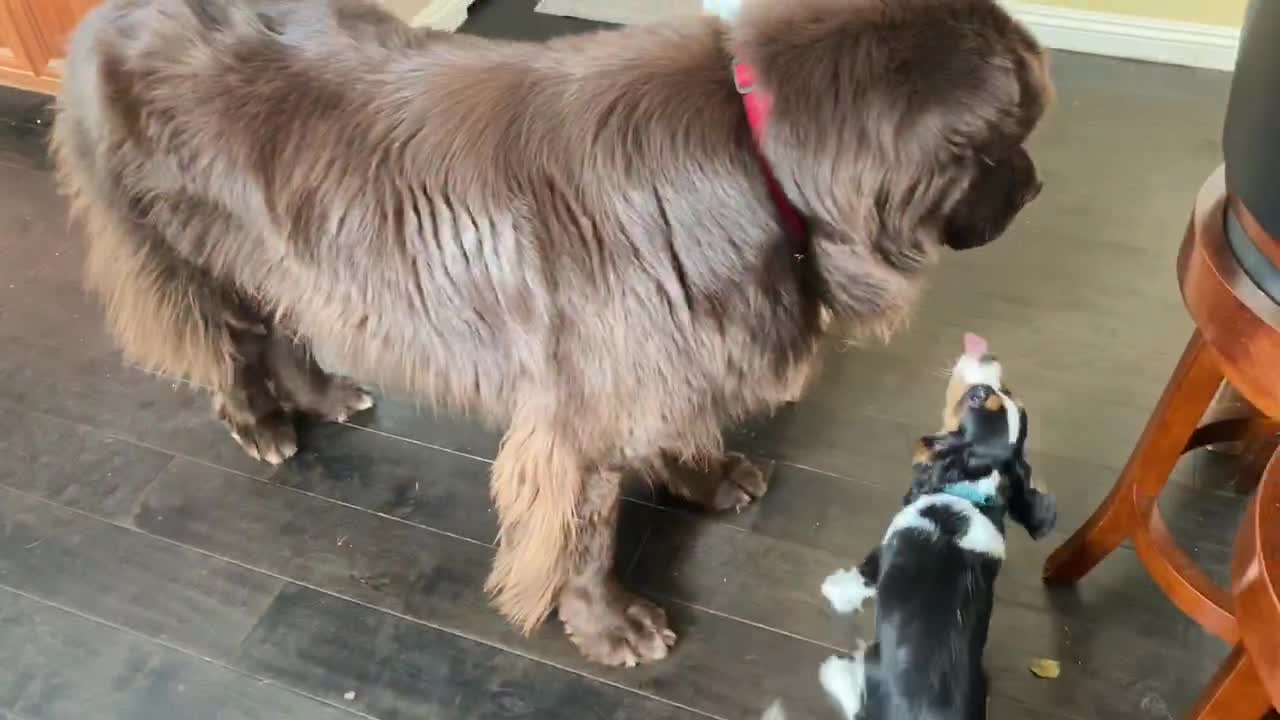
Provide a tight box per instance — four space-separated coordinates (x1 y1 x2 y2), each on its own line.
1224 0 1280 299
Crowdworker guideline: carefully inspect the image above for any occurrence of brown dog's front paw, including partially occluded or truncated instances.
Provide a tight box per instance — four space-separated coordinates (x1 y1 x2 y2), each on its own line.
560 584 677 667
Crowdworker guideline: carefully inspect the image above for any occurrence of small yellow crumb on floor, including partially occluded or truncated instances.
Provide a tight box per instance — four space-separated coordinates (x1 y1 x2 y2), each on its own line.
1029 658 1061 679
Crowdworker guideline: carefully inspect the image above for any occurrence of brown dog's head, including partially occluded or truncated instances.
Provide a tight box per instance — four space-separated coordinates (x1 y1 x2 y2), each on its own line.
732 0 1049 258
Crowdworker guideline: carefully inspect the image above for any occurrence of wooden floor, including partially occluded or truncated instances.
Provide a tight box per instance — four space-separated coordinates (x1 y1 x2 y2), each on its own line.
0 2 1262 718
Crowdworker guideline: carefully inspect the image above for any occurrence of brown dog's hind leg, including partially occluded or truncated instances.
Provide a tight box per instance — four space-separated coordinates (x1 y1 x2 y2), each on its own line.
211 315 298 465
651 451 770 513
265 334 374 423
557 468 677 667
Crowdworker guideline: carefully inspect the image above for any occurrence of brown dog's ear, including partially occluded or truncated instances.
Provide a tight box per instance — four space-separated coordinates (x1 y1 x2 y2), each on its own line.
732 0 1047 322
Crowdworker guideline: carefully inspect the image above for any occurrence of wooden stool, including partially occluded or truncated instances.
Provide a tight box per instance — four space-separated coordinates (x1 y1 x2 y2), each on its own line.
1041 167 1280 719
1189 449 1280 719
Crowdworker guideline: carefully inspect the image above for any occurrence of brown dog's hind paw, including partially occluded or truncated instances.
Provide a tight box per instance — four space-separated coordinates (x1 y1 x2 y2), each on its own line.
657 451 770 513
560 587 677 667
314 380 375 423
708 452 770 512
221 409 298 465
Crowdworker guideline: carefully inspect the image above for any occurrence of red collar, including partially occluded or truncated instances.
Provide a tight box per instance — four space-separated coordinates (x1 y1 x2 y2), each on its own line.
733 62 809 244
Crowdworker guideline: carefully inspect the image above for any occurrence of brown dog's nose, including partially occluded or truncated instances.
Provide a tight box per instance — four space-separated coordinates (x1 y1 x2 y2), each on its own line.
1024 180 1044 205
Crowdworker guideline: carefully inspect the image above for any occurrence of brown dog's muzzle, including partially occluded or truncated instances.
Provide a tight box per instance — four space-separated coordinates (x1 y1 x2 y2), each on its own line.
943 146 1041 251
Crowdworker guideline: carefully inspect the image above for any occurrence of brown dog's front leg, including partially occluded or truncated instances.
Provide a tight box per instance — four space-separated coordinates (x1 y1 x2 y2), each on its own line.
558 468 677 667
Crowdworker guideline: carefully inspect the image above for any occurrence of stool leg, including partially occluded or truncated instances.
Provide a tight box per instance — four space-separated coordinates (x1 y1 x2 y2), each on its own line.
1185 645 1272 720
1044 331 1223 584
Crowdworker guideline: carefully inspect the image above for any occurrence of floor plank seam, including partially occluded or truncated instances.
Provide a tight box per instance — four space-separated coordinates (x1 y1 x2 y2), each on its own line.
621 520 652 580
0 483 729 720
0 411 505 551
27 343 1249 508
649 594 850 654
0 583 378 720
0 399 1245 591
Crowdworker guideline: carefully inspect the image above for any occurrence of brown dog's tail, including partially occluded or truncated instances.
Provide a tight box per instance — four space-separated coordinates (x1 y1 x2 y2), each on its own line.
50 31 239 390
486 407 586 635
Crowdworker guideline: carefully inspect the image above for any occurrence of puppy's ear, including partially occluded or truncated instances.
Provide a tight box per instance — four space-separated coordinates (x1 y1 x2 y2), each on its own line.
906 432 968 505
1006 455 1056 540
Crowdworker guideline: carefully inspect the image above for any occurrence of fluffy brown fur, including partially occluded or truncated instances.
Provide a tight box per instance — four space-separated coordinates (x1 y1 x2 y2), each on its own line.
51 0 1049 665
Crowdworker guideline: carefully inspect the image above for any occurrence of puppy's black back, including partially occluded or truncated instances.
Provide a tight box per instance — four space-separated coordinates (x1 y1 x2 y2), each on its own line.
873 512 1000 719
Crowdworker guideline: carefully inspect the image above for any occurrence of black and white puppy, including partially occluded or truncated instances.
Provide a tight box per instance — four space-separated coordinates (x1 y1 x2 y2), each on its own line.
817 334 1057 720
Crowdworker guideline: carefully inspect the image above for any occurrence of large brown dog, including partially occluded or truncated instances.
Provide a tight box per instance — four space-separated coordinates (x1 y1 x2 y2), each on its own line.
52 0 1049 666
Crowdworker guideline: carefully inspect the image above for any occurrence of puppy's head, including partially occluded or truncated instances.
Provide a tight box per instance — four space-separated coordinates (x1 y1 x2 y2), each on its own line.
732 0 1049 259
910 333 1056 539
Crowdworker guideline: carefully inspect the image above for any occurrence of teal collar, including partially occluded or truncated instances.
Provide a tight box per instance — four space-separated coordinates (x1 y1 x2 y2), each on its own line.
941 484 999 508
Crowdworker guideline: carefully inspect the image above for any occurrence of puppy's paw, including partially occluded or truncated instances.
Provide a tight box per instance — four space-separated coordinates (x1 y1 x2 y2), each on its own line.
822 567 876 614
820 644 869 720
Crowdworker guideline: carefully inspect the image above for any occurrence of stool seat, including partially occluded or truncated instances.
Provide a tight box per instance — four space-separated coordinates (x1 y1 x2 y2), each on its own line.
1226 200 1280 305
1180 168 1280 417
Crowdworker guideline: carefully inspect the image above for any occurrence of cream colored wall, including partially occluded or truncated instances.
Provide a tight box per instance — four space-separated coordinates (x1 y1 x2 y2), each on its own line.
1027 0 1247 27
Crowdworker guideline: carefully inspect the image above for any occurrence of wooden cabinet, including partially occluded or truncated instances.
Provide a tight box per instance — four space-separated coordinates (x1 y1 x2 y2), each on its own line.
0 0 472 94
0 0 99 94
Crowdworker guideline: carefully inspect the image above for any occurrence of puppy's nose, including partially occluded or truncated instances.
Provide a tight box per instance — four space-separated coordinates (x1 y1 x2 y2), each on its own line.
965 385 992 407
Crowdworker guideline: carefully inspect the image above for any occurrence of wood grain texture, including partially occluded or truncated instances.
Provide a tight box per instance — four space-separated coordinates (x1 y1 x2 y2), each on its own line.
0 487 285 660
136 459 838 717
0 587 363 720
236 584 704 720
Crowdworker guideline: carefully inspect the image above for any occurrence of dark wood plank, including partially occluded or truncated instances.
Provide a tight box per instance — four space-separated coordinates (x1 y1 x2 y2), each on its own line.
0 337 267 477
0 487 285 659
136 458 838 718
0 401 173 523
237 584 703 720
346 399 501 463
0 476 703 720
0 587 363 720
273 420 498 543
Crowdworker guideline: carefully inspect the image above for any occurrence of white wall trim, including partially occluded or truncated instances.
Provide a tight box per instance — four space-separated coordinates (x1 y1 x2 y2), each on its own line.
536 1 1240 72
1002 3 1239 72
408 0 475 31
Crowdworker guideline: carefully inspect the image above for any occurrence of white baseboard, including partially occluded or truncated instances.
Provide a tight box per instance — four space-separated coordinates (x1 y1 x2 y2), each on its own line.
1003 3 1239 72
408 0 475 31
